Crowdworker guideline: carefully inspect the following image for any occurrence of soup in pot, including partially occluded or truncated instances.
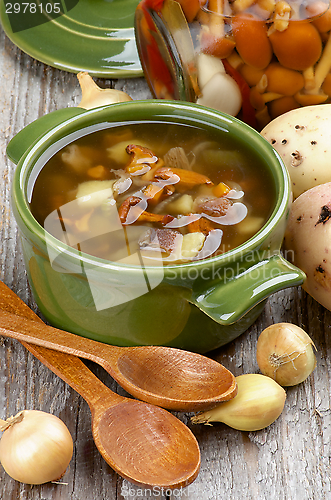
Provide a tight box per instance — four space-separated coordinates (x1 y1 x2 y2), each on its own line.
29 121 276 265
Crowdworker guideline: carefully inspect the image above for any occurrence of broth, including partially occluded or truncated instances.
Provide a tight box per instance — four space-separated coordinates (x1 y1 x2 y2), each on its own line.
30 122 276 265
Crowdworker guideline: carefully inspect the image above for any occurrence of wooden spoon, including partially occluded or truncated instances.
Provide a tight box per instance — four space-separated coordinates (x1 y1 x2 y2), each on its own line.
0 281 200 488
0 302 237 412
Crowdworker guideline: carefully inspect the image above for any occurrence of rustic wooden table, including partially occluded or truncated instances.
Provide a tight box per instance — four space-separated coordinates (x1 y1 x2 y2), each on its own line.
1 20 331 500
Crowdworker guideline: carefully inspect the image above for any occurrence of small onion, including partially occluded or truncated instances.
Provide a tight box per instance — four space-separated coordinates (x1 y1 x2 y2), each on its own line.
77 72 132 109
256 323 317 386
0 410 73 484
191 374 286 431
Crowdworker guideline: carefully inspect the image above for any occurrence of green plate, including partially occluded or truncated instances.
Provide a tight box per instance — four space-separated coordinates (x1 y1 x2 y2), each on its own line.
0 0 143 78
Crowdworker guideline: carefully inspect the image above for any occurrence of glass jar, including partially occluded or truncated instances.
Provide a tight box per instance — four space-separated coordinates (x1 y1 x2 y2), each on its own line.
135 0 331 129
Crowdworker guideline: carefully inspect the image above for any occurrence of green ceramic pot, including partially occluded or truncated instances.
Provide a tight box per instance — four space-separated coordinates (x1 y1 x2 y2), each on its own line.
8 100 305 353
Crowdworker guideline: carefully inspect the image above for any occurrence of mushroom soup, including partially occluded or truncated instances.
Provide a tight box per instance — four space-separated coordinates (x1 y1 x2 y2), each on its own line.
29 121 276 264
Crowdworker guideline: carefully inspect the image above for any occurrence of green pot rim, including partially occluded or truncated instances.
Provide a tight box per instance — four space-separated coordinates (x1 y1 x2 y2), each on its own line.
12 100 290 275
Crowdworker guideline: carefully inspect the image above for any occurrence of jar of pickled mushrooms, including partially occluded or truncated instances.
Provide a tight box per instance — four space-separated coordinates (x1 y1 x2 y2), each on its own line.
135 0 331 129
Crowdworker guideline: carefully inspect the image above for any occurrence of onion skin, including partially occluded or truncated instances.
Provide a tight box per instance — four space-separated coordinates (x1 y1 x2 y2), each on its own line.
0 410 73 484
256 323 317 386
191 374 286 431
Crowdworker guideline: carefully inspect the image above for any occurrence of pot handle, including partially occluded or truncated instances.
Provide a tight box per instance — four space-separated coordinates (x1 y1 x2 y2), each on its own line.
189 254 305 326
7 107 87 165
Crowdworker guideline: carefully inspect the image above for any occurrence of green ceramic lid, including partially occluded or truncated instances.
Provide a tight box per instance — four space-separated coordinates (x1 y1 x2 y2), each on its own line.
0 0 143 78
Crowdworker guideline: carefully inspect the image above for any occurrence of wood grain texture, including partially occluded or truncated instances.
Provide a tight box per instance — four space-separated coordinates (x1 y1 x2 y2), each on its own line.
1 22 331 500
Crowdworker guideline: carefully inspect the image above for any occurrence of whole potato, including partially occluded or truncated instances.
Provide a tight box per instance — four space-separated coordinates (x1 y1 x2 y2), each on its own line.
261 104 331 199
284 182 331 310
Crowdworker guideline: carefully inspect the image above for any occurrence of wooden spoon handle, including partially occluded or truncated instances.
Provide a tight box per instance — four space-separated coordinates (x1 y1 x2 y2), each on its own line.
25 342 123 410
0 282 122 410
0 307 120 370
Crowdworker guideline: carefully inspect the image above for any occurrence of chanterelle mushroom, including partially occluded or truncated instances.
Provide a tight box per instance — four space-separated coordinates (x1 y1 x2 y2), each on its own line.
125 144 162 176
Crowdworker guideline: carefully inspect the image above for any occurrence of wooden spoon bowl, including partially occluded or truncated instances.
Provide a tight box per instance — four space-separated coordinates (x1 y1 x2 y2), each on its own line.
92 393 200 487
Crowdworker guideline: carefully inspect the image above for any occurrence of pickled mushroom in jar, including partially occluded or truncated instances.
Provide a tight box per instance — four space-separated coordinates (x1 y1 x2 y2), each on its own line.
197 0 330 126
140 0 331 128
